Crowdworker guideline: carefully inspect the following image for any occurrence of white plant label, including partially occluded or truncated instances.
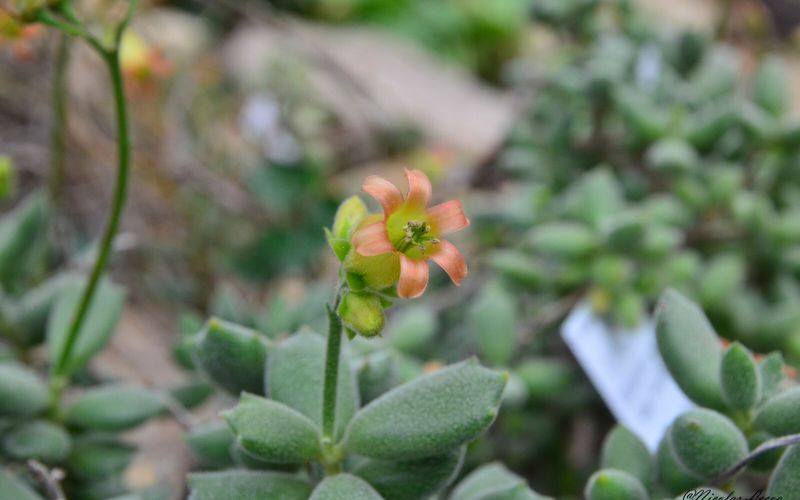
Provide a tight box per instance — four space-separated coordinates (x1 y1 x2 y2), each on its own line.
561 302 694 451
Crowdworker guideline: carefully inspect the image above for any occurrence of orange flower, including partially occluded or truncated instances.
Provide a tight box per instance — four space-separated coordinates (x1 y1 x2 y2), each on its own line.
351 168 469 299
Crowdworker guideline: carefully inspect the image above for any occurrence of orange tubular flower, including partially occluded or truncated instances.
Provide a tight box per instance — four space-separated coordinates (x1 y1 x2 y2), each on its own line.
351 168 470 299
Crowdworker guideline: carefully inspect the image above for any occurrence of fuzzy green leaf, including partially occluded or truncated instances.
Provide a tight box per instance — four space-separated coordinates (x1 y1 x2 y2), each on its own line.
655 434 701 495
525 222 597 258
66 385 165 431
67 435 135 480
186 422 235 469
47 277 125 376
266 331 358 440
515 358 575 401
655 289 725 409
0 363 48 417
343 359 506 460
188 470 311 500
451 462 551 500
0 468 42 500
309 474 383 500
387 305 437 354
353 446 464 500
169 379 214 409
0 191 48 289
767 444 800 497
193 318 268 396
356 351 402 405
487 250 547 289
759 352 786 401
3 420 71 462
469 282 519 367
11 273 74 346
584 469 648 500
645 138 697 172
600 425 653 487
669 409 748 480
720 342 761 410
755 387 800 436
223 393 321 464
754 56 788 116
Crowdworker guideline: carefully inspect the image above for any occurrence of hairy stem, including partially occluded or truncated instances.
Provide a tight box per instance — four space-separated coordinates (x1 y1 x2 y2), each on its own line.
49 33 71 204
322 293 343 443
50 47 131 404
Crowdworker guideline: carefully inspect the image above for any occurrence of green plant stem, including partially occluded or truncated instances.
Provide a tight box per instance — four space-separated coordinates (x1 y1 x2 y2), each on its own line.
49 33 71 204
49 47 131 406
322 295 343 441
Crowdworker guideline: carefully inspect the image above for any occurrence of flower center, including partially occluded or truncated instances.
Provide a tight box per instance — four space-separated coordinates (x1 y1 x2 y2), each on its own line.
395 220 439 255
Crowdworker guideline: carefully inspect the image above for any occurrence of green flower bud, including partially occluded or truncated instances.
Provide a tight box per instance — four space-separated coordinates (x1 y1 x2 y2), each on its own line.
332 196 368 240
338 291 385 339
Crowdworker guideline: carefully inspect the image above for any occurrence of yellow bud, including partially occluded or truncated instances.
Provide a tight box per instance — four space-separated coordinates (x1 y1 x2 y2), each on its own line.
338 291 385 339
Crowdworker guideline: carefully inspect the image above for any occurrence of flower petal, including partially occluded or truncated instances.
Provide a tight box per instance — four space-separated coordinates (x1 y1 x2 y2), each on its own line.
430 239 467 285
352 222 395 256
398 255 429 299
404 168 432 209
363 175 403 215
427 199 470 235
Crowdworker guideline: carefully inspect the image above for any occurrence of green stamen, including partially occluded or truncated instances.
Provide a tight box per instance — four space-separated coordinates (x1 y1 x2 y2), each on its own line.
396 220 440 255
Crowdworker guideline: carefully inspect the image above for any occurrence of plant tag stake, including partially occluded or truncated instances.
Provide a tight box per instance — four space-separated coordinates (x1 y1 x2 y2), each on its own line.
561 302 693 451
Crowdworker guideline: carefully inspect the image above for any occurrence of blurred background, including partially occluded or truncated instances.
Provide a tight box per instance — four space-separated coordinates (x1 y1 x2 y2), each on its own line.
3 0 800 497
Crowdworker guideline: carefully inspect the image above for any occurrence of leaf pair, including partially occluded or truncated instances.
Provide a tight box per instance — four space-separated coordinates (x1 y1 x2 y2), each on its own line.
224 358 507 463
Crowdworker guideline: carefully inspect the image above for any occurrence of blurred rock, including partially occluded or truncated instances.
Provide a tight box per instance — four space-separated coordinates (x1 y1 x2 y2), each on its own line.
222 22 517 161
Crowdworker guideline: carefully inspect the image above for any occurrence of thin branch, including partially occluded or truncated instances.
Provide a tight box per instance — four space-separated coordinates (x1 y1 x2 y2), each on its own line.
712 432 800 485
26 460 65 500
114 0 139 47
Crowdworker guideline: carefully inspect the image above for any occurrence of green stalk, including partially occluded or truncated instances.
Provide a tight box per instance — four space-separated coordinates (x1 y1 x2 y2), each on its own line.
49 33 71 204
322 299 343 440
49 47 131 404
